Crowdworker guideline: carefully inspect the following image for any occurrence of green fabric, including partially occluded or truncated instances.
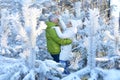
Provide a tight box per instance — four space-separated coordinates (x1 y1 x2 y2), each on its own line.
45 21 72 55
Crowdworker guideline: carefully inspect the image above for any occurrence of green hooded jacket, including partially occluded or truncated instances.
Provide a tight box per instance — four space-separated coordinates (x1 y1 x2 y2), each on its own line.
45 21 72 55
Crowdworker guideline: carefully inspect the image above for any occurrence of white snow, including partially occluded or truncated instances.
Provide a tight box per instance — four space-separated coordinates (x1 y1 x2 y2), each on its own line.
104 69 120 80
62 73 80 80
0 0 120 80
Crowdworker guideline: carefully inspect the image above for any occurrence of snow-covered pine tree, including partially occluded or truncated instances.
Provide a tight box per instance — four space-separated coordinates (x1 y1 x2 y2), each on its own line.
62 8 100 80
22 0 44 72
0 9 10 55
74 1 81 18
110 0 120 55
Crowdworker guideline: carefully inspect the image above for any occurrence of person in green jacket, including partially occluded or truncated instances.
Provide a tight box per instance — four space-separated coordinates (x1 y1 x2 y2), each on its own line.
45 15 72 62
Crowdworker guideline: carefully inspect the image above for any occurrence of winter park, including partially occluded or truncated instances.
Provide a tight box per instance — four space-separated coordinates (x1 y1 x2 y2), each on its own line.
0 0 120 80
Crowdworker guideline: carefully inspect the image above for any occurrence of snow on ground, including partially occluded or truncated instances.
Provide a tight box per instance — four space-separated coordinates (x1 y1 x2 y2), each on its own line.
62 73 80 80
104 69 120 80
0 56 24 74
0 56 120 80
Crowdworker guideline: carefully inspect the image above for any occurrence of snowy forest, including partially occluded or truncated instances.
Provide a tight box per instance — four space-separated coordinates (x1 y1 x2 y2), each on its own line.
0 0 120 80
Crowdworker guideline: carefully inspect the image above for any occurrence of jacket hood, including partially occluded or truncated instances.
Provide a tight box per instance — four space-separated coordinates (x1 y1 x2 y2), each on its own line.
46 21 58 29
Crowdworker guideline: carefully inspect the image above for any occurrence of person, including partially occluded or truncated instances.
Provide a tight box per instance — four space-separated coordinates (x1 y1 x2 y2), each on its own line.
45 15 72 62
53 19 79 74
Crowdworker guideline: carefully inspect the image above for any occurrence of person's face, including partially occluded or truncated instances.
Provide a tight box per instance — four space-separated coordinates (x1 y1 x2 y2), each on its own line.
53 18 59 24
67 22 72 28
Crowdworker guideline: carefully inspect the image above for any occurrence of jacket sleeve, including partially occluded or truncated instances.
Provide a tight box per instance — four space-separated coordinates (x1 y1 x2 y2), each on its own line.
48 28 72 45
54 27 65 38
59 18 67 31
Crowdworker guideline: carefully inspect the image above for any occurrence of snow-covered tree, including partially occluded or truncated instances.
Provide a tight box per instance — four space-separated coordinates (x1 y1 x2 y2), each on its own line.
110 0 120 55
